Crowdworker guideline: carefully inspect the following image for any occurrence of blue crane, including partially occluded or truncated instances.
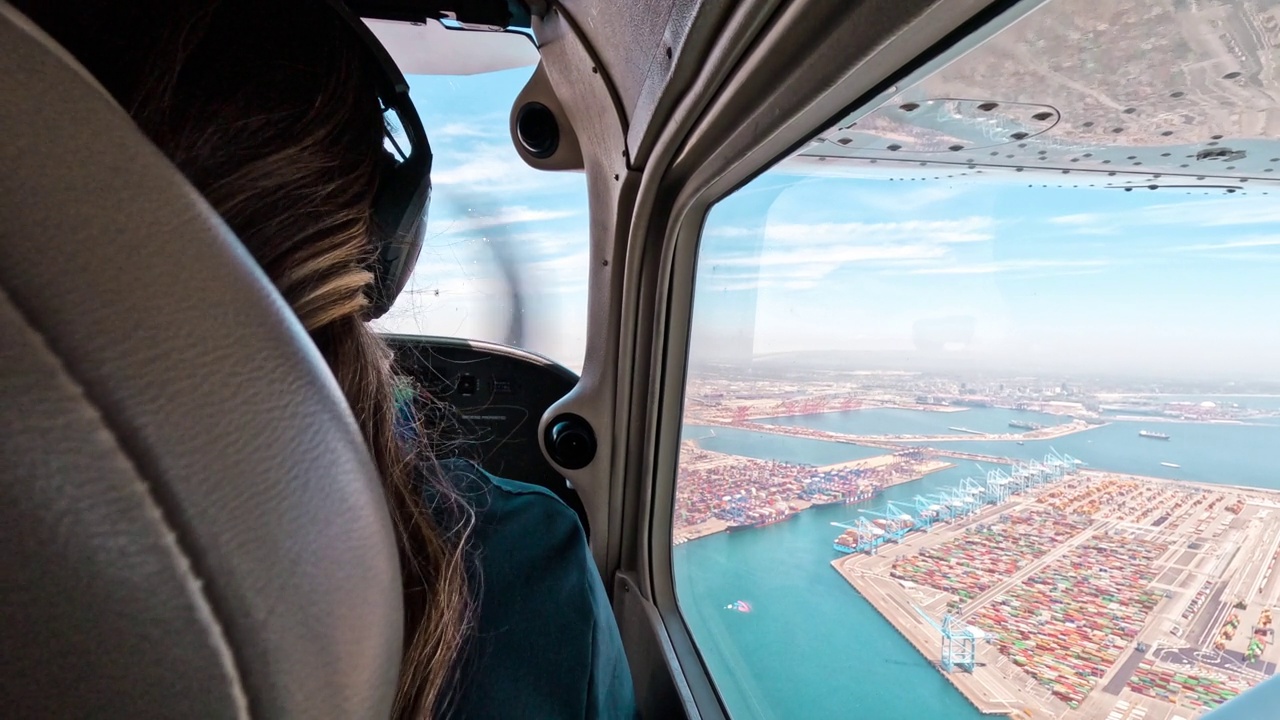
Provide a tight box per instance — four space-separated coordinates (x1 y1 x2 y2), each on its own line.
954 475 991 509
913 605 987 673
830 516 886 554
1044 448 1080 477
859 501 916 542
912 495 946 529
937 491 969 522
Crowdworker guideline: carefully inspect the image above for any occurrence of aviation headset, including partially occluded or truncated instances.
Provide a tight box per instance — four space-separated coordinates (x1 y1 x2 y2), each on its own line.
325 0 432 318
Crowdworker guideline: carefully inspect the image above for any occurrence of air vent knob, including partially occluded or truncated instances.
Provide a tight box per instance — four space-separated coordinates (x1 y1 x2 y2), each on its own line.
546 413 596 470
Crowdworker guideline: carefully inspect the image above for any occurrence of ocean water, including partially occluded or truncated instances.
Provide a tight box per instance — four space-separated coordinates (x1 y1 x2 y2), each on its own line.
754 406 1069 436
673 409 1280 719
673 483 988 720
682 424 887 466
910 420 1280 490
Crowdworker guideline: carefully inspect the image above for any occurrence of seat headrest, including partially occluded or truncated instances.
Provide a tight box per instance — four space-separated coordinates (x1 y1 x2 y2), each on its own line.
0 4 403 717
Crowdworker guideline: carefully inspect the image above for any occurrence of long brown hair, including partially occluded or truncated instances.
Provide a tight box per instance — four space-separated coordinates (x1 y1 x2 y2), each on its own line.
13 0 474 716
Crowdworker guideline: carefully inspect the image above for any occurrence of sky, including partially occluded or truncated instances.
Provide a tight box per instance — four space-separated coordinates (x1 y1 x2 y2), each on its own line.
377 66 1280 382
376 66 591 368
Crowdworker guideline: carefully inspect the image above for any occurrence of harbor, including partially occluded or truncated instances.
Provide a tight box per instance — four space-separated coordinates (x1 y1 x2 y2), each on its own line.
673 439 953 544
700 411 1102 447
830 463 1280 719
673 387 1280 719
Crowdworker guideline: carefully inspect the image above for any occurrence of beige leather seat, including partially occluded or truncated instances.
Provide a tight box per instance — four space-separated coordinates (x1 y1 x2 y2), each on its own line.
0 4 403 716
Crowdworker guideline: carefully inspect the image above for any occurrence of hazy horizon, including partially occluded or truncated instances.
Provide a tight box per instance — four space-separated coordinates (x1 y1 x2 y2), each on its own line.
375 69 1280 385
688 175 1280 383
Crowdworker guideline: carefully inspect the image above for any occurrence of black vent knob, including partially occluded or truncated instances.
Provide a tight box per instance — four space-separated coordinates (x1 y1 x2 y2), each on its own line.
545 413 596 470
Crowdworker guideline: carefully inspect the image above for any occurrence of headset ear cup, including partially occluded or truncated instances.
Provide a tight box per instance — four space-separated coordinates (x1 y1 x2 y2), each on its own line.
322 1 432 318
388 208 427 310
367 156 430 319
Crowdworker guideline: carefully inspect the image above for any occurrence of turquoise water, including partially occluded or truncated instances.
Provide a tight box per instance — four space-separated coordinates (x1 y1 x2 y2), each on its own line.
754 406 1068 436
674 471 989 720
674 410 1280 719
912 419 1280 489
682 424 887 466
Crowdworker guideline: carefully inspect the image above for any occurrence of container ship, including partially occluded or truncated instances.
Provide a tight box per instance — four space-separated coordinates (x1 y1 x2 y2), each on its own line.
843 486 881 505
726 503 795 530
753 511 794 528
804 485 881 507
1139 430 1171 440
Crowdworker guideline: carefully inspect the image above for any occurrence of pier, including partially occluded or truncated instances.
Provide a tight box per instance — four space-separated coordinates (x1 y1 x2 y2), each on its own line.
693 414 1100 448
830 468 1280 719
837 561 1044 716
672 444 951 544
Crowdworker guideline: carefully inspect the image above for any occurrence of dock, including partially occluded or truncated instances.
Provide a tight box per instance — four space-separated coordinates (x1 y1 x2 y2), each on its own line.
836 560 1035 716
829 471 1280 720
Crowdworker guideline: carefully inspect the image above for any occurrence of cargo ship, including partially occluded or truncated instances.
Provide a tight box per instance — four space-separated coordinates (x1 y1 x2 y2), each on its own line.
806 486 880 507
804 492 844 507
1139 430 1171 440
753 511 794 528
833 525 883 553
726 504 795 530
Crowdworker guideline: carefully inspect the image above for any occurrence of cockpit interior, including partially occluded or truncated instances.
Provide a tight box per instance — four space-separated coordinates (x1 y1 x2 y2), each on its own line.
4 0 1280 718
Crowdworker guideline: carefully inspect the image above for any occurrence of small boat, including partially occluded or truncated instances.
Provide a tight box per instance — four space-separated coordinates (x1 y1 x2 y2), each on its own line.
1161 462 1181 469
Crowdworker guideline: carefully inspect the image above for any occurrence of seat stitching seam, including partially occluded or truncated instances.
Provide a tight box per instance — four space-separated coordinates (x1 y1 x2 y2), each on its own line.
0 283 252 717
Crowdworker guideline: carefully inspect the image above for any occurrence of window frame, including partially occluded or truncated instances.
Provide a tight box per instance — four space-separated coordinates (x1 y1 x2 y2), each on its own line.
630 0 1051 716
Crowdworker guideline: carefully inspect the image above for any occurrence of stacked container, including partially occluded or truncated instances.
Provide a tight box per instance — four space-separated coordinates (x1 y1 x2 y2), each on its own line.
1127 659 1251 711
968 533 1168 707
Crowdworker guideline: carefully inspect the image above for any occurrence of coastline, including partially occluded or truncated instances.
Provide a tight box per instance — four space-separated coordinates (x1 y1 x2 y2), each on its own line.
673 397 1280 718
673 454 955 545
834 560 1027 717
693 415 1099 446
828 471 1280 719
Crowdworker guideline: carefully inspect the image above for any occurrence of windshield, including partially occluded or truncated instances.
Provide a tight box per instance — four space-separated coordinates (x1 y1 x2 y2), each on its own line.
374 68 590 372
670 0 1280 718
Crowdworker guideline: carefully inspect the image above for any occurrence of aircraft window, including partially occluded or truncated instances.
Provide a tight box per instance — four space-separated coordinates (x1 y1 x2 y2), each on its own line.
375 69 590 372
670 1 1280 717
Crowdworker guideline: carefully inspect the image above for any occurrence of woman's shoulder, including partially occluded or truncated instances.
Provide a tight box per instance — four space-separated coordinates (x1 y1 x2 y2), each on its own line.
437 458 582 533
434 458 637 719
439 458 592 599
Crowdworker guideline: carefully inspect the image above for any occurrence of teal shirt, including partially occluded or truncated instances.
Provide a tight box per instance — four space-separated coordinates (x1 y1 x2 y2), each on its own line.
438 460 638 720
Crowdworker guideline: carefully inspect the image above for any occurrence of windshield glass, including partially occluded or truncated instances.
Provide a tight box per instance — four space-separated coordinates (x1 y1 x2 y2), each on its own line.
374 68 589 372
671 0 1280 718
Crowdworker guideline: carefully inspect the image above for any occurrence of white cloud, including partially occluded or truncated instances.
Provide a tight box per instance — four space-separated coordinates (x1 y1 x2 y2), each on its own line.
700 215 1000 288
432 143 582 193
847 184 971 211
709 217 995 246
897 258 1113 275
1170 236 1280 252
434 121 500 139
1049 197 1280 234
713 242 947 271
1197 251 1280 262
1049 212 1103 226
432 206 578 232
